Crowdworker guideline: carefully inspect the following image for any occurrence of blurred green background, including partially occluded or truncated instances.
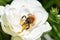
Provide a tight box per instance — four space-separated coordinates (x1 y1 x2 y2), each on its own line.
0 0 60 40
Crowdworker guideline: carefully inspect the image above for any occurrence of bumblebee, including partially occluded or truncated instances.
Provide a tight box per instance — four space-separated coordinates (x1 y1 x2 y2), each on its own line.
20 14 36 31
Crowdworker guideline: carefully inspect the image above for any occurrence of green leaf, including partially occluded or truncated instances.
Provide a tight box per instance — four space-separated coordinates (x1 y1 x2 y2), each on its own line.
0 30 11 40
0 0 7 6
39 0 55 9
0 0 13 6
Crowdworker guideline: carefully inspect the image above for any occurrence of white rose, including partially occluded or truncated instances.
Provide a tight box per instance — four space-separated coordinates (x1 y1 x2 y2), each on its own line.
0 0 52 40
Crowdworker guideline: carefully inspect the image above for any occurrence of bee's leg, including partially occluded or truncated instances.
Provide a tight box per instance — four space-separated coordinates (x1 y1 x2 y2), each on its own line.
26 23 30 30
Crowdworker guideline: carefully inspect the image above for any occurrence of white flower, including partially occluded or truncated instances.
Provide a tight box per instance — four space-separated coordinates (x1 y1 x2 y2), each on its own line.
0 0 52 40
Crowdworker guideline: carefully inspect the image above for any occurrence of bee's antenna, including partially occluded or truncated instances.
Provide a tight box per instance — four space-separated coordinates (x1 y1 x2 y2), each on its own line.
22 15 26 19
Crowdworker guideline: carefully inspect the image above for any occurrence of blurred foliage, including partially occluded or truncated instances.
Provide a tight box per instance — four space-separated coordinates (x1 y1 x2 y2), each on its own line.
0 30 11 40
39 0 56 10
56 0 60 9
47 7 60 40
0 0 13 6
0 0 60 40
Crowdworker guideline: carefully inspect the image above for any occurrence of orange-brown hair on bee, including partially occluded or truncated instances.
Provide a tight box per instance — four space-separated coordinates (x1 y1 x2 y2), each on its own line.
28 14 36 25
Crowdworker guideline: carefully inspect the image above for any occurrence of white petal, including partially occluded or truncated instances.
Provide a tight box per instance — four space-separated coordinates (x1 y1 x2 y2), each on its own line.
4 5 22 32
29 6 48 26
22 22 51 40
11 36 22 40
10 0 42 14
11 0 25 11
0 6 4 16
1 14 16 36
